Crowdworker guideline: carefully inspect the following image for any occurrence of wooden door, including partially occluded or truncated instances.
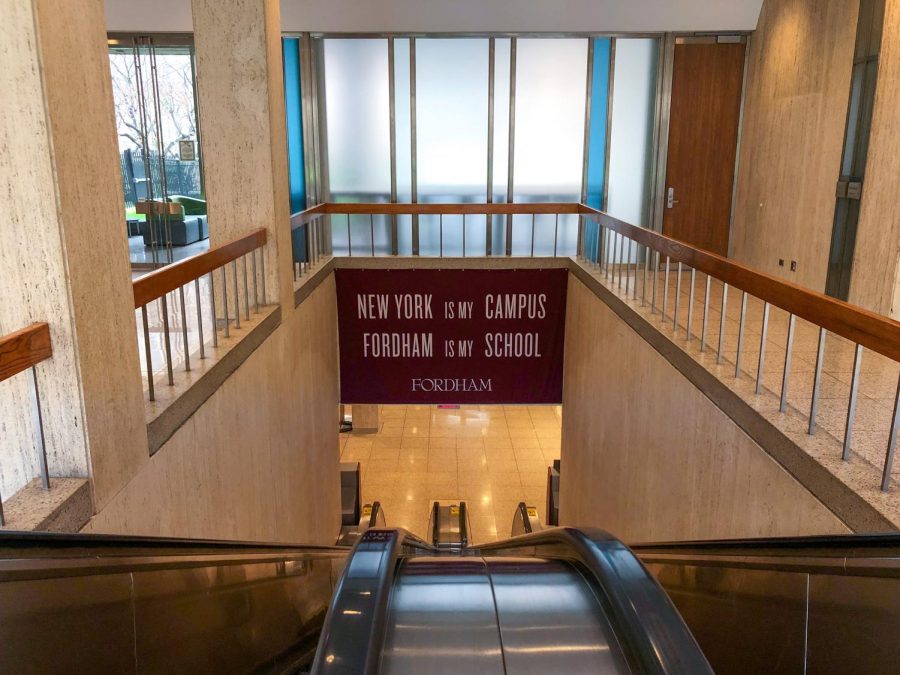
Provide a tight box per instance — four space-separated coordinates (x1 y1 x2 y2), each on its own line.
663 42 745 256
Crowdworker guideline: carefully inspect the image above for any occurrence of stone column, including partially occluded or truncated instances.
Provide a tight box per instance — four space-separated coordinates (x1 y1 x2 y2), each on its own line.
0 0 149 518
192 0 295 310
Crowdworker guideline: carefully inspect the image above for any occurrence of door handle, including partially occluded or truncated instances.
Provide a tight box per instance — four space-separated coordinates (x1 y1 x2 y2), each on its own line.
667 187 680 209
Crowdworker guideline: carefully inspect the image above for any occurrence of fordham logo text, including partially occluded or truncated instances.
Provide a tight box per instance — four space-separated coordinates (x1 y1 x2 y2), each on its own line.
411 378 493 393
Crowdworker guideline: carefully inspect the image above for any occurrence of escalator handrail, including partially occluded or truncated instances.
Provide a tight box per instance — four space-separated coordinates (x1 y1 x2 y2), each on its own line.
477 526 713 675
632 532 900 577
311 528 435 675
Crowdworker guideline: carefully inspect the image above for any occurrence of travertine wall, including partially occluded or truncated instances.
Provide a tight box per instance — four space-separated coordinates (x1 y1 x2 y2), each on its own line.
731 0 858 292
560 275 850 541
83 277 342 544
850 0 900 316
0 0 147 506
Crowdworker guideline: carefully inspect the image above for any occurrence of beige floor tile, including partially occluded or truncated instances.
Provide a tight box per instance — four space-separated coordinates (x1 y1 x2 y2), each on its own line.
538 438 561 450
514 447 545 462
400 436 429 450
428 436 456 449
345 437 374 451
456 437 486 450
370 447 401 461
485 458 518 472
511 436 541 449
486 471 522 487
483 437 513 449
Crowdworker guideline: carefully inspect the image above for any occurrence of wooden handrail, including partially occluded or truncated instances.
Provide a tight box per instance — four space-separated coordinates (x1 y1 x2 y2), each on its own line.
290 202 582 227
133 228 267 308
0 323 52 383
579 204 900 363
288 200 900 362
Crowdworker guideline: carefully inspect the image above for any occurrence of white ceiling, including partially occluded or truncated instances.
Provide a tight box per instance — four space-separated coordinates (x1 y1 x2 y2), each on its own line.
105 0 764 33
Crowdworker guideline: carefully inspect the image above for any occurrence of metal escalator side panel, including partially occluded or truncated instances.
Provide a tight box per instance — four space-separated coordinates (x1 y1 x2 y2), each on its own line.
379 557 505 675
484 557 630 674
311 529 406 675
478 527 713 674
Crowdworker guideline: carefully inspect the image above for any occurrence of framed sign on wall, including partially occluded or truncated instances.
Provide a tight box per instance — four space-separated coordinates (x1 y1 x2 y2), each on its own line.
335 268 568 404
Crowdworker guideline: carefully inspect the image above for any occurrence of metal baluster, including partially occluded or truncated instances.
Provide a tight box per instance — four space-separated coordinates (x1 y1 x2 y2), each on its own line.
651 251 659 312
631 241 637 300
553 214 559 257
221 266 230 338
625 239 632 296
209 272 218 347
463 213 467 257
700 275 711 352
605 231 612 278
842 345 863 461
30 366 49 489
780 314 796 413
596 224 603 269
232 260 241 329
178 285 190 372
673 262 682 331
808 327 827 432
642 246 649 307
734 292 748 377
160 294 174 385
252 250 259 313
716 283 728 364
194 279 205 360
662 256 670 320
347 214 352 256
617 235 625 289
686 268 696 341
371 214 376 256
242 255 250 320
530 213 535 257
141 305 155 400
756 303 770 395
260 249 266 305
882 377 900 491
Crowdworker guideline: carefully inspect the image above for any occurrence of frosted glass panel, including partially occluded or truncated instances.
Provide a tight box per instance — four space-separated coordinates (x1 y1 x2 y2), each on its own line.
513 39 587 201
607 38 658 233
512 39 587 255
323 39 390 199
417 39 488 201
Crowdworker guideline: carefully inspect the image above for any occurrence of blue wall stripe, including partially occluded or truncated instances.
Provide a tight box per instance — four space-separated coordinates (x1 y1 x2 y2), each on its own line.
283 37 306 212
585 38 611 262
283 37 307 261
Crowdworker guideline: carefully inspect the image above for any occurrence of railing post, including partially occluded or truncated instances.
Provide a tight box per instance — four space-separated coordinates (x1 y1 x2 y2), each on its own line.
30 366 50 490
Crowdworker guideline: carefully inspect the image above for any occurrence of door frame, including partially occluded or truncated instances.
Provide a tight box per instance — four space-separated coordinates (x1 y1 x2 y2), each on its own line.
649 33 751 255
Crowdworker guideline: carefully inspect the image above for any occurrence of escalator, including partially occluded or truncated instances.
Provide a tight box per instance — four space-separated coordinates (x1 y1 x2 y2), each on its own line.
0 497 898 673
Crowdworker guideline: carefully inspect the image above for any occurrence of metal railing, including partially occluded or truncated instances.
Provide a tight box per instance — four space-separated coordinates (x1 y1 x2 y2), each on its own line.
132 229 268 401
293 200 900 491
290 204 330 280
291 202 582 261
0 323 53 525
578 204 900 492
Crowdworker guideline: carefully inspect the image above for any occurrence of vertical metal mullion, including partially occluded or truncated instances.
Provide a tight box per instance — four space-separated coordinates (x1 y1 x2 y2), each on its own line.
410 37 419 255
580 37 595 205
505 37 517 256
486 37 495 256
388 37 398 255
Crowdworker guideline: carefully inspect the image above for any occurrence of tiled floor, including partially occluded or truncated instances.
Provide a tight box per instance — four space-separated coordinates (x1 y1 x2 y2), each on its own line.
340 404 561 543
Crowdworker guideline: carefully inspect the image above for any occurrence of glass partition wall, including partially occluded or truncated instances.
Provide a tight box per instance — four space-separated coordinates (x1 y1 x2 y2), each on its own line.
284 34 661 257
108 36 206 270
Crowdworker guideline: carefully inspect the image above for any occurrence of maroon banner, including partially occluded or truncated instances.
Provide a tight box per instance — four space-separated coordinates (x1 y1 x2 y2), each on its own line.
335 268 568 404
